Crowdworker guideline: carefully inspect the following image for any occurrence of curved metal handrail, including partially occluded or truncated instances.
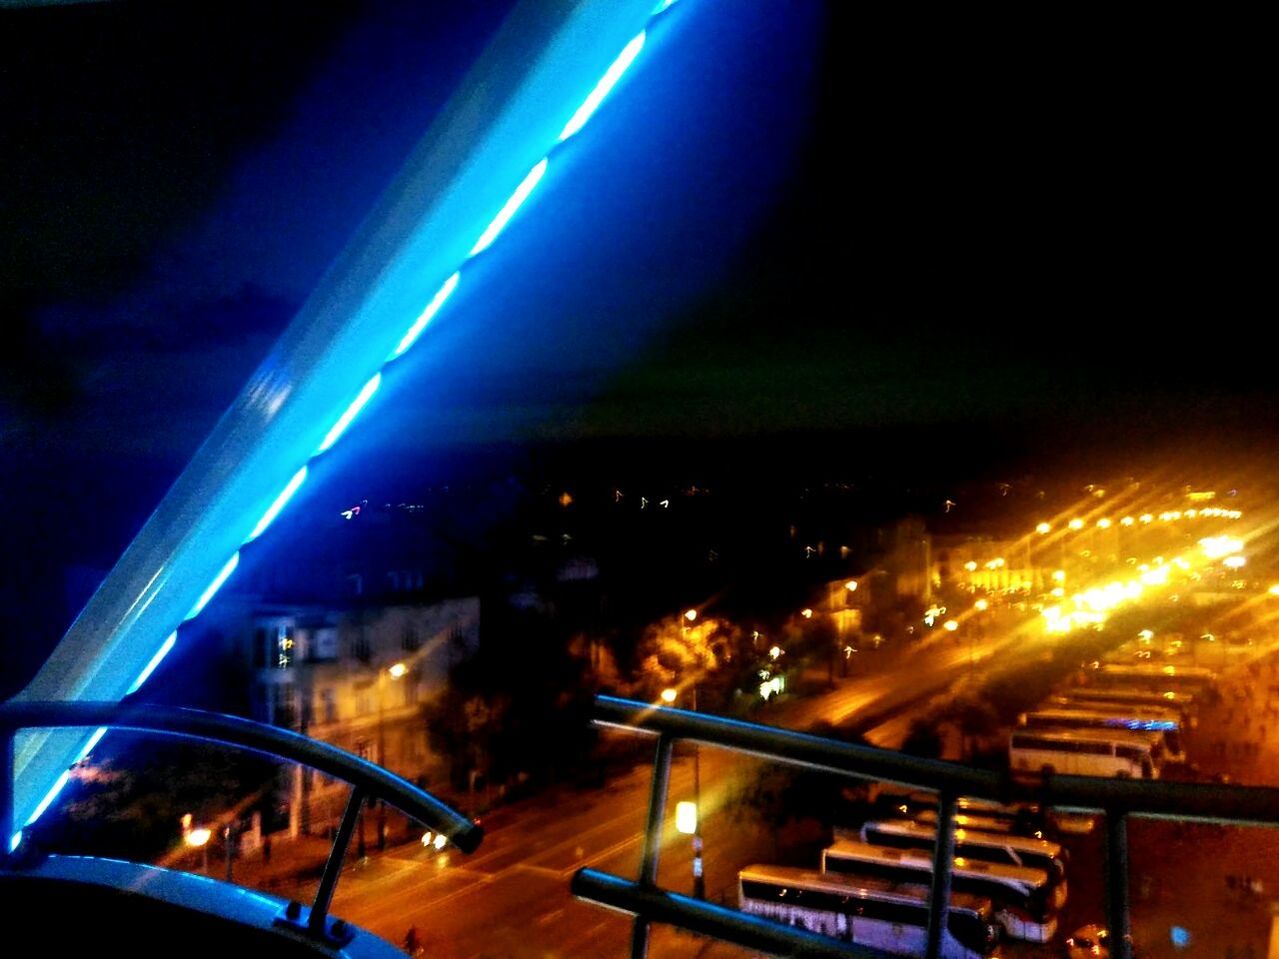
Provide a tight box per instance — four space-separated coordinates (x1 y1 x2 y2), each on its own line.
0 700 481 853
1 700 483 946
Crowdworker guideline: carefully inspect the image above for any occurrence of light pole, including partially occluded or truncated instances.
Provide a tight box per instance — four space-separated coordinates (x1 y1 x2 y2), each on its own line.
691 681 704 899
185 824 211 873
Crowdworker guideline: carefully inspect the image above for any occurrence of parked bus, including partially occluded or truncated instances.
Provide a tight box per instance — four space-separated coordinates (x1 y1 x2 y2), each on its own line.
1059 685 1198 728
1010 727 1160 780
738 865 1001 958
822 839 1058 942
858 819 1067 898
1021 706 1185 763
1087 663 1218 698
874 789 1049 838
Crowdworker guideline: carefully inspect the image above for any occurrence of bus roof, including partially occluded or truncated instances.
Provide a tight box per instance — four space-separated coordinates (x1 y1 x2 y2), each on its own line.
824 840 1049 885
1023 708 1179 731
739 864 992 914
1011 726 1159 746
863 819 1063 857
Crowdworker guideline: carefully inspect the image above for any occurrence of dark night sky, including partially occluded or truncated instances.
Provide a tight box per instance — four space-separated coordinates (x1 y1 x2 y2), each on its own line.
0 2 1271 674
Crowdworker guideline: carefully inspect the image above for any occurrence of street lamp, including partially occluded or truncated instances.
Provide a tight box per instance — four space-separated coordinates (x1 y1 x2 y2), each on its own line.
185 825 212 873
660 687 677 704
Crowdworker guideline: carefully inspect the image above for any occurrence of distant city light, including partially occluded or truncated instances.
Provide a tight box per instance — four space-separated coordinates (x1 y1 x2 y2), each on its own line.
1140 513 1154 524
660 688 677 704
943 620 959 632
1035 522 1051 535
768 646 783 660
1120 516 1135 526
1223 555 1246 569
964 561 978 572
1096 518 1112 529
974 599 988 611
845 580 858 592
684 609 698 622
433 833 448 851
1269 584 1279 597
389 662 408 679
1052 570 1065 582
801 608 813 619
184 827 212 848
1068 519 1084 531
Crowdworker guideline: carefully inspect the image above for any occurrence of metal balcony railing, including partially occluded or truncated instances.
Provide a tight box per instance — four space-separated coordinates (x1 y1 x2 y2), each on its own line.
0 700 482 948
573 695 1279 959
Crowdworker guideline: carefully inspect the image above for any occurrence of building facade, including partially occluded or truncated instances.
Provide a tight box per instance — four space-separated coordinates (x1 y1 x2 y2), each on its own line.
234 597 480 837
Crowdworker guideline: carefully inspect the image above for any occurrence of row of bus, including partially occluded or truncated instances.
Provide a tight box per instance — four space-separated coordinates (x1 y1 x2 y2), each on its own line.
1008 662 1215 781
738 790 1072 956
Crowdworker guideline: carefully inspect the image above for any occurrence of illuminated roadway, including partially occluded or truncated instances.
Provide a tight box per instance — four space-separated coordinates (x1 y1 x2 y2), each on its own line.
326 621 1051 958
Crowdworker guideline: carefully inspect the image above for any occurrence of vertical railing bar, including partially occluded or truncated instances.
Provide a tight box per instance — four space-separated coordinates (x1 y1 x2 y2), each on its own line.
924 790 957 959
309 784 367 933
0 726 13 862
1105 809 1132 959
631 733 675 959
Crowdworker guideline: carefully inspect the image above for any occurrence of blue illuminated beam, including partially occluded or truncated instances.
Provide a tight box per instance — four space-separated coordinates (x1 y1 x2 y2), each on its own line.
317 374 382 454
12 0 684 835
559 32 647 141
468 159 548 256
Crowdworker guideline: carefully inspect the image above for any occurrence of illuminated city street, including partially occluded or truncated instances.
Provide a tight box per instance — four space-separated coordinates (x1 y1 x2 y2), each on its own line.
3 2 1273 958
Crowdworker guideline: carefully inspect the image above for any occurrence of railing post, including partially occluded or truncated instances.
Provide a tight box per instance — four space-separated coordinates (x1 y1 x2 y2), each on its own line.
631 733 674 959
924 790 957 959
309 785 367 935
1 727 13 862
1105 809 1132 959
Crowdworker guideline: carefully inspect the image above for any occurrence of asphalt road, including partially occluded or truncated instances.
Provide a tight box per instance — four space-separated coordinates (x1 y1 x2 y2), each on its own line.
322 620 1063 957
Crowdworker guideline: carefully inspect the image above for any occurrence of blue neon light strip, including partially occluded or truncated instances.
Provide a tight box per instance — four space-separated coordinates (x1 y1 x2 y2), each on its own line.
17 0 679 836
187 553 240 620
127 632 178 694
317 374 382 453
559 32 647 141
27 771 71 826
247 467 309 542
393 272 460 359
468 159 549 256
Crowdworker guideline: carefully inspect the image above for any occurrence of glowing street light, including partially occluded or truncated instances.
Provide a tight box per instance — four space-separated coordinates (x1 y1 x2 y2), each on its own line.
388 662 408 679
800 608 813 619
943 620 959 632
1068 518 1084 531
1097 518 1112 529
974 599 989 612
768 645 783 660
684 609 698 622
845 580 858 592
675 801 698 835
660 688 678 704
185 824 212 872
1268 584 1279 597
1035 522 1051 535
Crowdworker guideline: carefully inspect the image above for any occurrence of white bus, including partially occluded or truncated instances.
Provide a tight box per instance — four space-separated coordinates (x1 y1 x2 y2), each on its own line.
1088 663 1218 697
822 839 1057 943
738 865 1001 958
1021 706 1185 763
1059 685 1198 728
875 790 1049 838
857 819 1067 902
1010 727 1160 780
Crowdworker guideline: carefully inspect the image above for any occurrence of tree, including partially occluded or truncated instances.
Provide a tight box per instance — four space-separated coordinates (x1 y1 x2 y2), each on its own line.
633 614 740 706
